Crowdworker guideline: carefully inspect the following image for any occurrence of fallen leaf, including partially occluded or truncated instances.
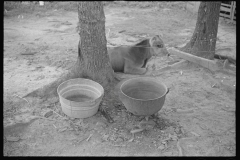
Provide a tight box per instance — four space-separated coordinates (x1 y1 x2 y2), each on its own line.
128 137 134 142
58 127 68 132
190 131 200 137
44 111 53 118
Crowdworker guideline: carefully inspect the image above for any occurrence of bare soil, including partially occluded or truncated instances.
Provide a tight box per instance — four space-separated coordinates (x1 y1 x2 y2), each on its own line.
4 2 236 156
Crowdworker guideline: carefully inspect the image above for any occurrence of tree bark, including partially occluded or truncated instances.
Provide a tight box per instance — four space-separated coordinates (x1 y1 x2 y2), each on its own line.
180 2 221 60
76 2 115 87
24 2 116 99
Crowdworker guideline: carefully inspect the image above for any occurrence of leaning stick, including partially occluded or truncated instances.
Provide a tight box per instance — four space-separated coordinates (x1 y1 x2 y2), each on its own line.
168 47 236 75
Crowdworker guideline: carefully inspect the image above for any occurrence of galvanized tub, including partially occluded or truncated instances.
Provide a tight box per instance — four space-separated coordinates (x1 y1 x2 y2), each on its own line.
57 78 104 118
119 77 169 116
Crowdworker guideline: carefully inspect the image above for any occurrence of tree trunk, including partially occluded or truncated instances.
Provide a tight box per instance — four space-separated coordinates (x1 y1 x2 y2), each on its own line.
76 2 115 87
24 2 116 99
180 2 221 60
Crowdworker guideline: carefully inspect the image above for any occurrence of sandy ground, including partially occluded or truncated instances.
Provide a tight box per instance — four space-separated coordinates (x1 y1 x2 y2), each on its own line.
4 2 236 156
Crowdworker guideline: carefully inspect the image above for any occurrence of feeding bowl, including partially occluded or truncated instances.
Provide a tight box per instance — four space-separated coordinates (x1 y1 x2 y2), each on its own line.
119 77 169 116
57 78 104 118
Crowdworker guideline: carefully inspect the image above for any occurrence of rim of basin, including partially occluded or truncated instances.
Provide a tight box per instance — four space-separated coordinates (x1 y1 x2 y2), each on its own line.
57 78 104 102
120 77 168 101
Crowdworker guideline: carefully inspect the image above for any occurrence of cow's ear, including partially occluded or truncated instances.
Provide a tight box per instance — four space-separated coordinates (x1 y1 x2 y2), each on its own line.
158 33 163 38
151 36 157 41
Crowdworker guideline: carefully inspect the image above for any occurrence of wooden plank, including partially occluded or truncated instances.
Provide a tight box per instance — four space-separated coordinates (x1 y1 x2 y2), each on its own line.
230 1 236 22
168 48 235 74
221 3 232 8
220 13 231 19
220 1 235 21
220 6 232 12
168 48 219 71
232 1 236 7
220 12 231 17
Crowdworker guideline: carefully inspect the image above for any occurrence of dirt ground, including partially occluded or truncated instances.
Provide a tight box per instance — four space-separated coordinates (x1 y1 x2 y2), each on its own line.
4 2 236 156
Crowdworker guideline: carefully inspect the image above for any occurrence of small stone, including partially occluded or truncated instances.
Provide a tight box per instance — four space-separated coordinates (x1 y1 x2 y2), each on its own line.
229 130 235 133
158 144 165 150
102 102 107 106
102 134 109 141
6 136 20 142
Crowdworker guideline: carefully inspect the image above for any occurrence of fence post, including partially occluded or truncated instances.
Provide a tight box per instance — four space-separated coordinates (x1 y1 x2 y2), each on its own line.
230 1 236 23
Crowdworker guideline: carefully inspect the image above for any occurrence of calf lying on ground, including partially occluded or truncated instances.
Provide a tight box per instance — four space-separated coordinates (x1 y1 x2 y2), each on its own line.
108 35 169 75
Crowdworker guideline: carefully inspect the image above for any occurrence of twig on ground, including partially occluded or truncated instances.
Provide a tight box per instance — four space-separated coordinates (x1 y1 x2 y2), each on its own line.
86 133 93 142
177 140 183 156
13 94 31 107
110 144 126 147
48 108 65 119
52 124 57 128
48 108 75 124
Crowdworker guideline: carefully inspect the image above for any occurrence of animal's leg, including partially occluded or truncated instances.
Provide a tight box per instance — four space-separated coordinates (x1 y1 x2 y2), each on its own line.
124 59 147 75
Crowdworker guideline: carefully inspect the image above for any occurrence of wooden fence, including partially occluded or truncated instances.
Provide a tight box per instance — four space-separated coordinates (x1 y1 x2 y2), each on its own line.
220 1 236 23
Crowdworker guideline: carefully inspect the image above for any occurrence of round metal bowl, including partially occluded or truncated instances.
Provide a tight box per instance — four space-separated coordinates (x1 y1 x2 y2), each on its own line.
57 78 104 118
119 77 169 116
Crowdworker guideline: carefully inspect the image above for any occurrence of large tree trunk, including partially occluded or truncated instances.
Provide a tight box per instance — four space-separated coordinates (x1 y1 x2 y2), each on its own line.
180 2 221 60
24 2 116 99
76 2 115 87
